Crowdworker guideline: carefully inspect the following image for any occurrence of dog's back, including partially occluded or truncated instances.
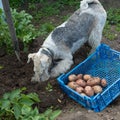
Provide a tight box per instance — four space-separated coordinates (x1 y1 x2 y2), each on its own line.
43 0 107 56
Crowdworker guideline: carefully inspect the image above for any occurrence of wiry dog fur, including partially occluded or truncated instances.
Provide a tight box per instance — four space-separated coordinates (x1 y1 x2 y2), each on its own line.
28 0 107 82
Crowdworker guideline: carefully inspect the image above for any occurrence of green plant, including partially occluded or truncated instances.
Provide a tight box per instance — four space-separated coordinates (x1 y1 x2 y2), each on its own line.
38 22 55 37
0 87 40 119
103 21 117 41
9 0 25 8
11 9 39 52
61 14 71 22
0 8 39 53
103 8 120 40
46 83 53 92
41 3 60 16
40 108 61 120
116 24 120 32
0 9 13 53
107 8 120 25
0 87 61 120
58 0 80 7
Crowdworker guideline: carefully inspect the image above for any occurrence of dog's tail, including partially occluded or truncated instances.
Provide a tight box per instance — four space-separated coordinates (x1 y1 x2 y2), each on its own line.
80 0 101 10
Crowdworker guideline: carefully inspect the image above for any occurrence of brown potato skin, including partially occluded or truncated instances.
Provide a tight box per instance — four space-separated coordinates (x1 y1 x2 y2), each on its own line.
68 74 107 96
92 85 102 94
84 86 94 96
83 74 91 81
87 77 100 86
68 74 77 82
75 86 84 93
77 74 83 79
86 78 95 86
101 79 107 87
93 77 101 84
76 79 86 87
67 81 78 90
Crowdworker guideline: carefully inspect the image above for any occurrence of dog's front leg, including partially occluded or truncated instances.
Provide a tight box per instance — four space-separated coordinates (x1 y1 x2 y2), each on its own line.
31 72 40 82
50 59 73 77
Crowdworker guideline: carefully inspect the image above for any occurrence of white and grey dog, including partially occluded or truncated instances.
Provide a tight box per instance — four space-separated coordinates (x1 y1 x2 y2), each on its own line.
27 0 107 82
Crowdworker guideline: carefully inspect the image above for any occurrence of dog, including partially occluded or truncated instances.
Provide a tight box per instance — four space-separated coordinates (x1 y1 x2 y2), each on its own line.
27 0 107 82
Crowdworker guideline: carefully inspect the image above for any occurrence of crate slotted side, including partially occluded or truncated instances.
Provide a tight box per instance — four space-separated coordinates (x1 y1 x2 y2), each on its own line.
57 44 120 112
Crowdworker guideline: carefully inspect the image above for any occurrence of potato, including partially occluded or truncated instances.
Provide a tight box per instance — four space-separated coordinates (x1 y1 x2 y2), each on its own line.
101 78 107 87
77 74 83 79
83 74 91 81
84 86 94 96
67 81 78 89
75 86 84 93
68 74 77 82
93 77 101 84
92 85 102 94
86 77 95 86
87 77 100 86
76 79 86 87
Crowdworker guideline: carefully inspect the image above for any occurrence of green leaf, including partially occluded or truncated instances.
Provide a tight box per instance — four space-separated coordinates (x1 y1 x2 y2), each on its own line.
19 96 34 106
44 109 52 116
21 87 27 91
31 107 39 115
39 113 48 120
34 116 42 120
3 92 11 99
49 110 61 120
21 105 32 115
1 99 11 110
26 93 40 102
13 103 21 119
9 89 21 100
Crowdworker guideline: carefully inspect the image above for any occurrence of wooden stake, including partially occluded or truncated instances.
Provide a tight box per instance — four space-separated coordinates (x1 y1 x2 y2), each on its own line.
2 0 21 62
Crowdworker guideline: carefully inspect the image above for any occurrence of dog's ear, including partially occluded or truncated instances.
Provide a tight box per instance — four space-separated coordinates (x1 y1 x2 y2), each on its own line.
27 53 36 63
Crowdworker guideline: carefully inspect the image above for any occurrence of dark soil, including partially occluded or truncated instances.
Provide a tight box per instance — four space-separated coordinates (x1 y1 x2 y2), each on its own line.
0 0 120 119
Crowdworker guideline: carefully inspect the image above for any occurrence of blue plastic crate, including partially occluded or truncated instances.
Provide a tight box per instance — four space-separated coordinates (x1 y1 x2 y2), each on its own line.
57 44 120 112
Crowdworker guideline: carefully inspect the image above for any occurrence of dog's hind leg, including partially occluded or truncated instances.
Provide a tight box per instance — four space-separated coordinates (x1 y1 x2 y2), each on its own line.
50 58 73 77
88 30 102 55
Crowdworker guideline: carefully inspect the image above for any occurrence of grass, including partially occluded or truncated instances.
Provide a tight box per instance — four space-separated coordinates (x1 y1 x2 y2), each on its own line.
103 8 120 41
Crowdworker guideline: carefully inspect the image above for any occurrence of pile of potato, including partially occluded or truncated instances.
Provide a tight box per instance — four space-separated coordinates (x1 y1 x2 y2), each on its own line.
67 74 107 97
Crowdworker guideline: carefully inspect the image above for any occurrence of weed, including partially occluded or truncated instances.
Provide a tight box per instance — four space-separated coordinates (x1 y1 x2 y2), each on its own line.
61 14 71 22
38 22 55 37
116 24 120 32
107 8 120 25
46 82 53 92
103 8 120 40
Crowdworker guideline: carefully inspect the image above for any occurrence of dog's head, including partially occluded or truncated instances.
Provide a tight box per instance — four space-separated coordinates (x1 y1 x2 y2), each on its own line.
27 52 52 82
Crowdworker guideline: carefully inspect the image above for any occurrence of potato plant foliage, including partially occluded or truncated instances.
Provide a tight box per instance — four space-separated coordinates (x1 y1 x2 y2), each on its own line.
0 8 39 53
0 87 61 120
